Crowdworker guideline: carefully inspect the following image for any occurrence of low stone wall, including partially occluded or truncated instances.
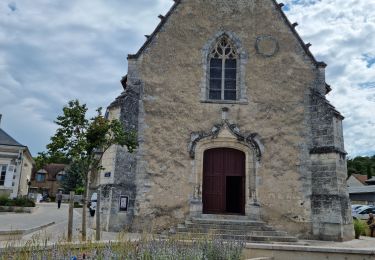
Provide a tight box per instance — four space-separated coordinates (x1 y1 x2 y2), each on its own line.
244 243 375 260
0 222 55 241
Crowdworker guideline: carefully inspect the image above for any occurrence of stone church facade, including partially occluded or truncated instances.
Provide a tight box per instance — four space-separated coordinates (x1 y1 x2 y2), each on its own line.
96 0 353 241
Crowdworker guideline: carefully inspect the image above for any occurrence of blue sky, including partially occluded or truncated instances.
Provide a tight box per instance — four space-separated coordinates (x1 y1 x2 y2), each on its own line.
0 0 374 157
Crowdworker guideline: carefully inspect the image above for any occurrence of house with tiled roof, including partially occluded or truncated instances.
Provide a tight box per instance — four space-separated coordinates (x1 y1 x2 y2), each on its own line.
30 163 67 197
0 115 34 198
347 174 368 187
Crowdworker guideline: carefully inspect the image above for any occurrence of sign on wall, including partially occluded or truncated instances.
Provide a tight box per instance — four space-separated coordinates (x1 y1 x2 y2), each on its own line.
119 195 128 212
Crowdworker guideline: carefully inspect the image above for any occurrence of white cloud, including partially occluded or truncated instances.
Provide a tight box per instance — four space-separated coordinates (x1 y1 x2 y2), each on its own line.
283 0 375 156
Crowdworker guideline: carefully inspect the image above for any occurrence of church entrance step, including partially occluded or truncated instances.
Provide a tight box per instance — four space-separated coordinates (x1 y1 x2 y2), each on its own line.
199 214 251 220
184 223 274 231
189 217 267 226
177 227 287 237
176 216 298 244
176 232 298 243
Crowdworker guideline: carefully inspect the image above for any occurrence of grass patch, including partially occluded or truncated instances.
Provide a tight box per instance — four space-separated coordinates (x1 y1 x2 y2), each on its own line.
354 219 368 239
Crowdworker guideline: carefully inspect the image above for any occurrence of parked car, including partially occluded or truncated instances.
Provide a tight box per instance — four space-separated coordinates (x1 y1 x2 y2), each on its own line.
351 204 368 215
88 192 97 217
352 206 375 220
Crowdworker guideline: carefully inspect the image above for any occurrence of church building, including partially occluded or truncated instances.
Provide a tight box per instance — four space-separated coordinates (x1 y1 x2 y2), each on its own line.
96 0 353 241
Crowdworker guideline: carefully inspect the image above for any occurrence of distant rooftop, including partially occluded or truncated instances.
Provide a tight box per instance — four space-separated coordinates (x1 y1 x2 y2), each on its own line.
366 177 375 184
0 128 24 147
349 186 375 194
351 174 368 185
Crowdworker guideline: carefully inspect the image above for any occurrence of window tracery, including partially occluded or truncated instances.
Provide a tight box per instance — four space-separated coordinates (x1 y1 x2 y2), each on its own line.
208 37 238 101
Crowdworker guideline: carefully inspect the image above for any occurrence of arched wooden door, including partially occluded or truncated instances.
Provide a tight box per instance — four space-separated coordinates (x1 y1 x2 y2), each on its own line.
203 148 245 215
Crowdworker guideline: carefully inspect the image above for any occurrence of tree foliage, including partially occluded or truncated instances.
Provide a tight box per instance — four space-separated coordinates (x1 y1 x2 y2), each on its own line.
33 151 70 171
46 100 138 176
347 155 375 178
43 99 138 240
60 161 85 194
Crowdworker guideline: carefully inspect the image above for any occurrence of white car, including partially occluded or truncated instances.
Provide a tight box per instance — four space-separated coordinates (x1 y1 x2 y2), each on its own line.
352 206 375 220
351 204 367 215
89 192 97 217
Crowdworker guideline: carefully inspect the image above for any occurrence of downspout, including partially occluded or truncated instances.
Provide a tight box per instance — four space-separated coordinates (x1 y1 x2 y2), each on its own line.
16 148 24 197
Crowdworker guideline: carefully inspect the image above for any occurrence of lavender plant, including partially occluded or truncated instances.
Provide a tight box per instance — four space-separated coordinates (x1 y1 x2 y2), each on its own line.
0 236 244 260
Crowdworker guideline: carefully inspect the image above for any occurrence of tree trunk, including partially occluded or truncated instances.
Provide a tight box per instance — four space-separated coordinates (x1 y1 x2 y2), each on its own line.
68 191 75 242
96 187 101 241
82 173 90 241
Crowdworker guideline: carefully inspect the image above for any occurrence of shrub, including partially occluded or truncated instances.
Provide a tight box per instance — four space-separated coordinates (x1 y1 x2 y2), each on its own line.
13 197 35 207
0 196 9 206
354 219 367 239
74 202 83 208
75 186 85 195
0 196 35 207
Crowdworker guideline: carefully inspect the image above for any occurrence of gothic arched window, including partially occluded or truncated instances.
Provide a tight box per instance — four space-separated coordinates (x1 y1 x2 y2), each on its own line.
208 37 238 101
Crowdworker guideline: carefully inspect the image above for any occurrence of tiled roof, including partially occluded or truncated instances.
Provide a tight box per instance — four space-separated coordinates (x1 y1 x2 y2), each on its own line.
352 174 368 185
0 128 24 147
32 163 67 181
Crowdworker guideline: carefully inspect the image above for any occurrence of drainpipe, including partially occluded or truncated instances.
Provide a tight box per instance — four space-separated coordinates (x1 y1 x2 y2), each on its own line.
16 148 24 197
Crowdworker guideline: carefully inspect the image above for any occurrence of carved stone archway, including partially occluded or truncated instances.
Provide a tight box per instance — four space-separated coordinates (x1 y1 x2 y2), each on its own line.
188 120 262 220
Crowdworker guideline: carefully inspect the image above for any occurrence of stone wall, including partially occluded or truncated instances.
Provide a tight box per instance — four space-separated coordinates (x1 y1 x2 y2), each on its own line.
132 0 315 233
101 0 352 240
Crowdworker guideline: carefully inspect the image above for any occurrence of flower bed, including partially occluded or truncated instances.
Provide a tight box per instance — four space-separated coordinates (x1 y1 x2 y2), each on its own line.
0 237 244 259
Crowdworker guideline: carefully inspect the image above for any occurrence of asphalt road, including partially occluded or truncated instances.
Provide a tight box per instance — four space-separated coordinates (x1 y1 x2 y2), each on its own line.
0 203 118 243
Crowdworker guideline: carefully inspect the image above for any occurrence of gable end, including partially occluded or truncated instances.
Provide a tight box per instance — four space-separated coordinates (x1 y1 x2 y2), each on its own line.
128 0 327 70
127 0 181 60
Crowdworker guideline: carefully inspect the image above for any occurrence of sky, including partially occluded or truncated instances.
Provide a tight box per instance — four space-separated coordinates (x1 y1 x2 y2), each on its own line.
0 0 374 158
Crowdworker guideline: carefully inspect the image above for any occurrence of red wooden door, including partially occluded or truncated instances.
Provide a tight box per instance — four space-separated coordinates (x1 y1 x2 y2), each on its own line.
203 148 245 214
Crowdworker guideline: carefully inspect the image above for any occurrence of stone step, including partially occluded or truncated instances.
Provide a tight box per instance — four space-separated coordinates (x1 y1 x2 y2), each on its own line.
184 222 274 231
189 218 267 226
199 214 252 221
177 232 298 243
177 227 287 236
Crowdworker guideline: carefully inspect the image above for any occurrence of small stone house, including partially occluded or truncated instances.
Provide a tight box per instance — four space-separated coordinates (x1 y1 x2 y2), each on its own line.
0 119 34 198
96 0 352 241
30 163 66 197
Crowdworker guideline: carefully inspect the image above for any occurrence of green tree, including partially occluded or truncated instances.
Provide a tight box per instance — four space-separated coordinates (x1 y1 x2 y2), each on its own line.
45 100 138 240
347 156 375 178
367 163 373 180
60 161 85 194
34 151 70 171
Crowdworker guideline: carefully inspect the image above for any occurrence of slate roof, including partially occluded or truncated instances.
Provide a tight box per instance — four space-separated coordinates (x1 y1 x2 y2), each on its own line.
0 128 24 147
349 186 375 194
366 177 375 184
